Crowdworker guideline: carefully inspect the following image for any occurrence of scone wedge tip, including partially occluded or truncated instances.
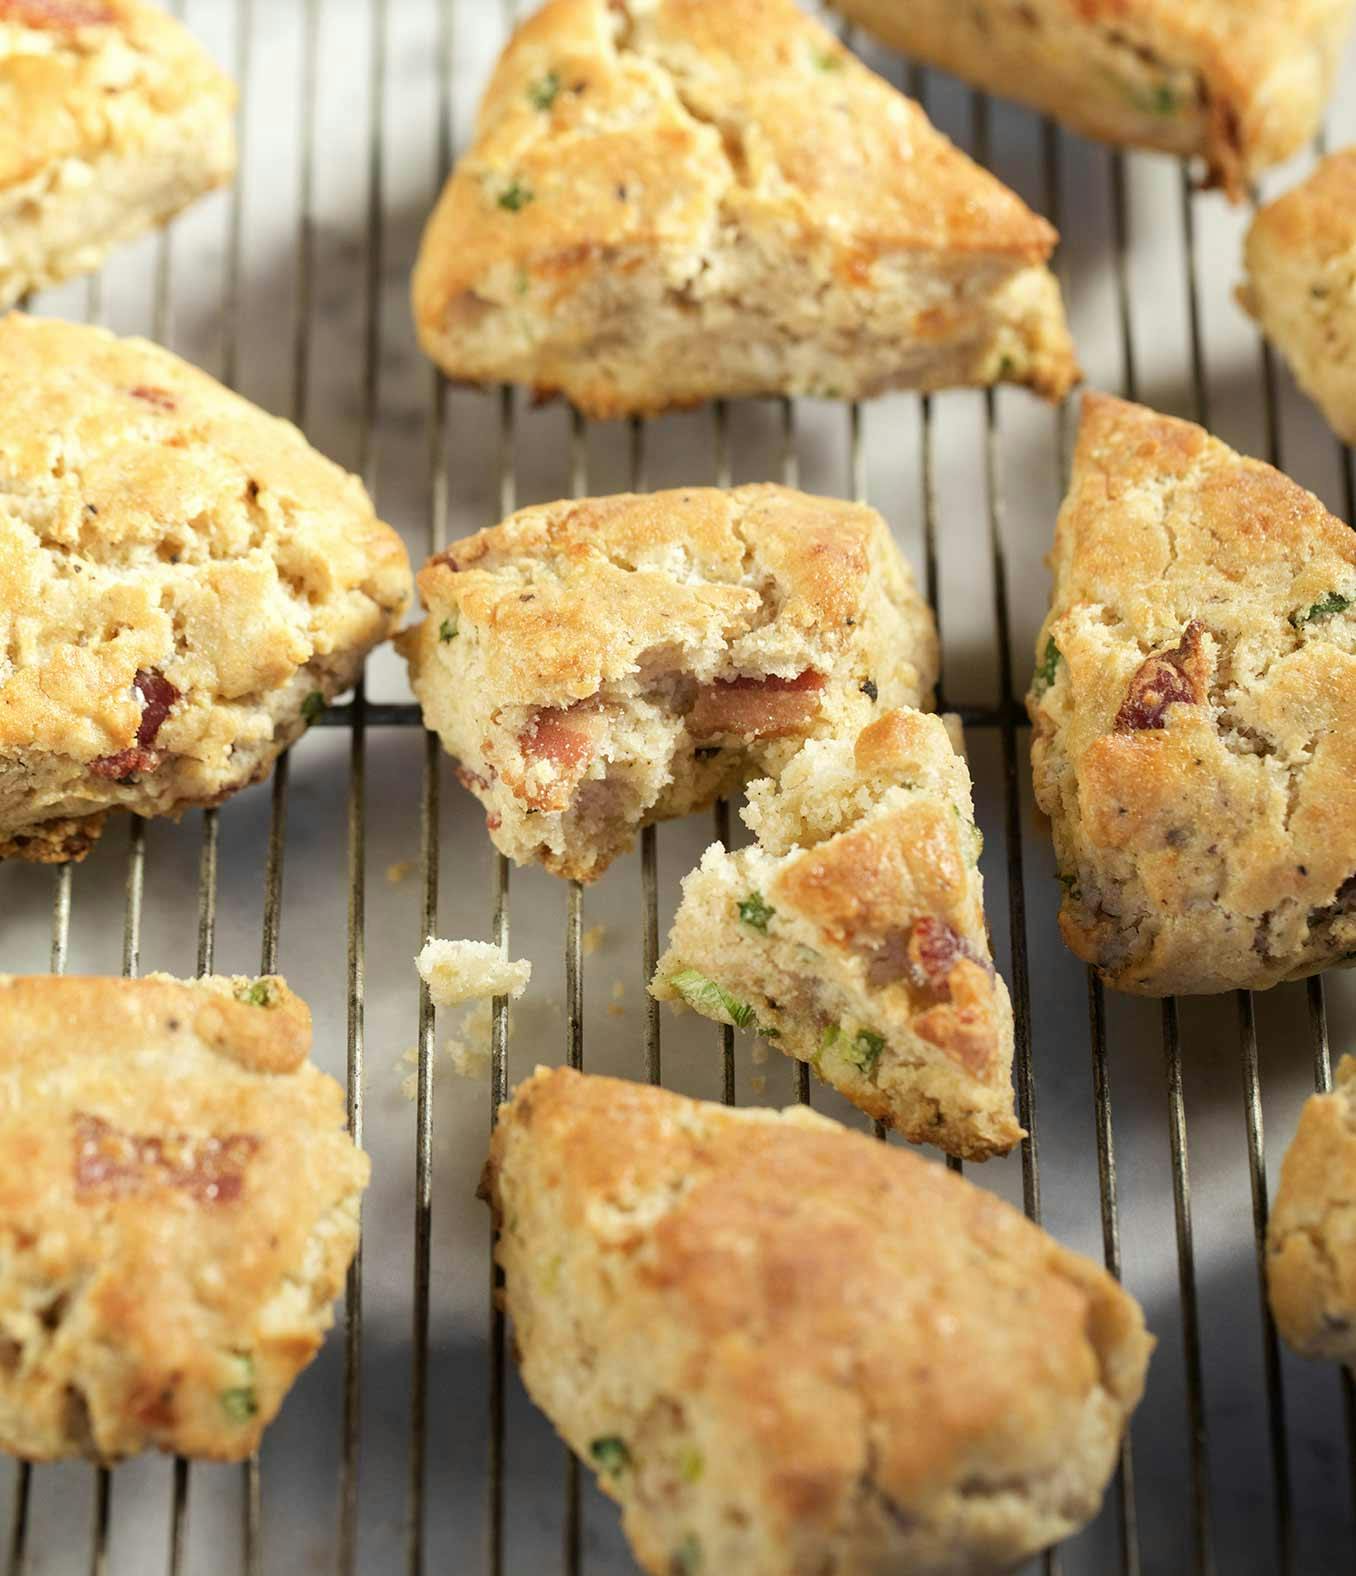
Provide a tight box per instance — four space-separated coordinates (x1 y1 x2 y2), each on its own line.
1028 391 1356 996
399 483 938 884
0 972 368 1463
484 1066 1152 1576
652 707 1022 1160
0 313 413 863
0 0 237 308
828 0 1356 200
411 0 1078 417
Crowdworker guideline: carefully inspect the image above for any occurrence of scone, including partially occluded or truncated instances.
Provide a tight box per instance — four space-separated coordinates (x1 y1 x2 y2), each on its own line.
1241 148 1356 444
1027 392 1356 996
0 972 368 1462
0 313 412 863
398 484 937 883
410 0 1079 418
483 1067 1153 1576
830 0 1354 200
1267 1055 1356 1367
0 0 236 308
651 709 1021 1160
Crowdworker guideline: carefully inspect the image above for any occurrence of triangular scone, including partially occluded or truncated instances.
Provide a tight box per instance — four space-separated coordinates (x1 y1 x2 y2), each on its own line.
1241 149 1356 444
411 0 1078 418
651 709 1021 1160
831 0 1354 200
398 484 938 884
484 1068 1151 1575
1028 393 1356 996
0 1 236 308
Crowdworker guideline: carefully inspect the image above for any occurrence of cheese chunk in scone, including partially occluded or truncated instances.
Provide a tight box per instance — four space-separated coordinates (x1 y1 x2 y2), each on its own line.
0 313 413 863
652 708 1021 1161
0 972 369 1463
1241 148 1356 445
1028 393 1356 996
830 0 1354 200
411 0 1078 418
1268 1056 1356 1368
398 484 938 883
484 1067 1152 1576
0 0 236 308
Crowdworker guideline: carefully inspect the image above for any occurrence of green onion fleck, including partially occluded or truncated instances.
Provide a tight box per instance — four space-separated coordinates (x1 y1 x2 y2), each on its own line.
589 1436 631 1476
669 968 756 1030
439 615 458 643
845 1029 885 1074
301 690 326 725
1291 591 1351 628
235 980 274 1008
672 1536 702 1575
221 1387 257 1423
813 49 844 71
737 892 775 933
1033 637 1061 694
498 180 534 213
527 71 560 111
678 1446 704 1484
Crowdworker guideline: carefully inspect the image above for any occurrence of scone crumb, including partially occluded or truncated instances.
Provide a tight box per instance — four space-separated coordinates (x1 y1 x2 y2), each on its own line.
750 1075 767 1095
751 1043 769 1067
386 859 416 884
416 938 531 1006
582 924 607 956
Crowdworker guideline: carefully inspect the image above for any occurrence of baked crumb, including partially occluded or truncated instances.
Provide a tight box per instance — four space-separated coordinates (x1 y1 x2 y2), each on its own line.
416 938 531 1007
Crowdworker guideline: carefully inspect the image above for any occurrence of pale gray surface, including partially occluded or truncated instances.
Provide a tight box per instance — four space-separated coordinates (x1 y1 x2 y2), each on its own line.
3 2 1356 1572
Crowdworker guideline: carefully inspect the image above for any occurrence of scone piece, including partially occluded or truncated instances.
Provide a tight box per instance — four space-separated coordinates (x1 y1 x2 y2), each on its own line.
1241 149 1356 444
0 0 236 308
830 0 1354 200
416 937 532 1006
411 0 1078 418
1268 1056 1356 1366
1028 393 1356 996
398 484 937 882
652 710 1021 1160
0 972 369 1462
0 313 413 862
484 1067 1152 1576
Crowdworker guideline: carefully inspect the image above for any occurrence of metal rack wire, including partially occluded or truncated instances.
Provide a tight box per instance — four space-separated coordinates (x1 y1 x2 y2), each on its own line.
4 2 1356 1573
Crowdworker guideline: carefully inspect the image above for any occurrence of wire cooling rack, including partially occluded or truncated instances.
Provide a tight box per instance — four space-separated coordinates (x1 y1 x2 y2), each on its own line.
3 2 1356 1572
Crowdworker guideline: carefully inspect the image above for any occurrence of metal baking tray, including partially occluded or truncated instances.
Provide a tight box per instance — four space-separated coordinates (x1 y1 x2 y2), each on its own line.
3 2 1354 1571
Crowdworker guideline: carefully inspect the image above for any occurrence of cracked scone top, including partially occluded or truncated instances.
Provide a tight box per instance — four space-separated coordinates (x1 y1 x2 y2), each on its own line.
0 972 369 1462
1267 1055 1356 1368
0 0 236 308
1241 148 1356 445
0 313 413 862
399 483 937 882
411 0 1078 417
829 0 1354 200
652 709 1021 1161
484 1067 1152 1576
1028 393 1356 996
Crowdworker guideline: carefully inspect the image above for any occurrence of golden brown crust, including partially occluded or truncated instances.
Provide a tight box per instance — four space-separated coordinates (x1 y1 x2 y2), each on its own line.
1268 1056 1356 1366
831 0 1354 199
1242 149 1356 444
652 708 1021 1160
486 1067 1152 1575
0 1 236 304
1027 392 1356 995
0 313 412 861
411 0 1077 416
0 972 368 1463
400 484 937 882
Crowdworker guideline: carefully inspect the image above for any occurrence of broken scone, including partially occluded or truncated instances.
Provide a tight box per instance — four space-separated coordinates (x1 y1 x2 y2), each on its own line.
652 709 1020 1160
830 0 1355 200
0 0 237 308
0 972 368 1462
1028 393 1356 996
398 484 937 883
484 1067 1152 1576
1241 148 1356 444
1267 1056 1356 1368
411 0 1078 417
0 313 412 862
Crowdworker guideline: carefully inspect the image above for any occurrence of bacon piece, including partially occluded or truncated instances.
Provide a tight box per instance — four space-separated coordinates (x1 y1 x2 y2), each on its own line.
514 703 604 812
129 385 178 412
521 709 597 773
0 1 114 27
1114 621 1207 733
865 917 994 1002
73 1114 261 1205
89 670 179 780
687 670 825 741
455 764 492 794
